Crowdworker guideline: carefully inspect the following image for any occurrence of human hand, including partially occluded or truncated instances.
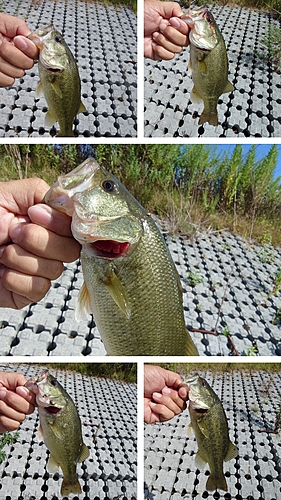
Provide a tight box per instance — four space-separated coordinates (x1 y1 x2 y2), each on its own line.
0 13 38 87
144 0 189 60
0 178 81 309
144 365 188 423
0 371 36 433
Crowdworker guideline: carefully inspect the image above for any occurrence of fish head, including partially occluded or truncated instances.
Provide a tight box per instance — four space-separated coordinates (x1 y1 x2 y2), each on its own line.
25 370 66 415
29 24 70 71
186 374 216 415
44 159 144 260
182 7 218 50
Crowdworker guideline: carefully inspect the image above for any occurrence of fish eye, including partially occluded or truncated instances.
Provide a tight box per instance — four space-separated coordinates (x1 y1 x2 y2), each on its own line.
50 379 57 387
55 35 62 43
102 180 115 192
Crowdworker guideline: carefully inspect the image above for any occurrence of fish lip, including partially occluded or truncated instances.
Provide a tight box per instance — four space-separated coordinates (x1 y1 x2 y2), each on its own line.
90 240 130 259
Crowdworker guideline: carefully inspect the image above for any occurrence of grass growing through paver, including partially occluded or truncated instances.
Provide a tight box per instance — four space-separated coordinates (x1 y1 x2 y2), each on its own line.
0 432 19 464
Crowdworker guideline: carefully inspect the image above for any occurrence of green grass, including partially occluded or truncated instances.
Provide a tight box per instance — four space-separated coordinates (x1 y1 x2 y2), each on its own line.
46 362 137 384
151 362 281 377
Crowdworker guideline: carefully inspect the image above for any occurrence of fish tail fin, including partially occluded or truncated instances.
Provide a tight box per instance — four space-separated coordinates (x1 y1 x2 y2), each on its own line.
61 476 82 496
56 131 75 137
206 472 228 492
199 110 218 126
185 330 199 356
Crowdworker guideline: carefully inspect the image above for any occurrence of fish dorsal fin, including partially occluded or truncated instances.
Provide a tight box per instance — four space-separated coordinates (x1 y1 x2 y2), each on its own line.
36 81 44 98
195 450 207 468
51 80 63 98
47 454 60 473
78 101 86 114
78 443 90 463
104 270 131 319
45 110 56 127
223 80 234 94
224 441 238 462
76 282 92 320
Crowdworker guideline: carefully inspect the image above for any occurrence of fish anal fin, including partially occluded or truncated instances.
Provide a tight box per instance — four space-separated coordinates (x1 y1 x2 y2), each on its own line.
206 472 228 492
45 110 57 127
104 271 131 318
51 80 63 98
223 80 234 94
224 441 238 462
78 101 86 113
76 281 92 321
61 476 82 496
47 454 60 473
78 443 90 463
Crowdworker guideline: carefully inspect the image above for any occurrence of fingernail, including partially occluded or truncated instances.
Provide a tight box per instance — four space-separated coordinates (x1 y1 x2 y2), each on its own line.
170 17 181 28
152 31 159 39
162 387 172 395
9 224 22 243
28 204 53 226
14 36 28 50
152 392 162 398
0 388 7 400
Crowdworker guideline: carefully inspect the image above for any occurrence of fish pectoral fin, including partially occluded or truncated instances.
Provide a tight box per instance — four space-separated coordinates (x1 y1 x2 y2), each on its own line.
78 101 87 114
36 81 44 98
104 271 131 319
190 86 202 104
47 454 60 473
45 110 57 127
78 443 90 463
197 420 210 438
37 424 44 440
50 80 63 98
76 282 92 320
194 450 207 468
197 60 208 73
223 79 234 94
224 441 238 462
187 422 194 436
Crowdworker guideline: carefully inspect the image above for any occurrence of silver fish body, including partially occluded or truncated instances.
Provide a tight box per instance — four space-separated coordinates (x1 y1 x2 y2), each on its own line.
29 24 85 136
184 375 238 491
44 159 199 356
25 370 89 496
182 8 233 126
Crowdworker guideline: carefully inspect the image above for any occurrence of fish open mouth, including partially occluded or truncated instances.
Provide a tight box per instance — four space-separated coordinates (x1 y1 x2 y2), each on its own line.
91 240 130 259
45 406 62 415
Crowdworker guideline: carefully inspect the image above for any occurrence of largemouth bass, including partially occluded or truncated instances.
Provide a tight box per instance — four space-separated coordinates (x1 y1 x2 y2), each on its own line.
180 375 237 491
28 24 86 136
25 370 90 496
182 8 233 126
44 159 199 356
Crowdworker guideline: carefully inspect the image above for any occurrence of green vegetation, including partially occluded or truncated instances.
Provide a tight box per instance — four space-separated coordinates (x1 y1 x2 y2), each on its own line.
1 144 281 246
152 362 281 376
256 23 281 73
46 362 137 384
267 267 281 298
0 432 19 464
187 270 204 287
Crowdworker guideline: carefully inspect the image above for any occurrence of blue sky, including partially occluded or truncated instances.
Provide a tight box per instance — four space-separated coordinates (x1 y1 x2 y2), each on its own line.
216 144 281 179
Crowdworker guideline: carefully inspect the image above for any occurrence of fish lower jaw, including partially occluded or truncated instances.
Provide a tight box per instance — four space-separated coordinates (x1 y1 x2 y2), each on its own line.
83 240 130 259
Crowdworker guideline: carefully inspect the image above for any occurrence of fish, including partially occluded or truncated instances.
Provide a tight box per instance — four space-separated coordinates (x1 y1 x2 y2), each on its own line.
182 8 233 126
28 24 86 136
25 370 90 496
44 158 199 356
179 375 238 491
